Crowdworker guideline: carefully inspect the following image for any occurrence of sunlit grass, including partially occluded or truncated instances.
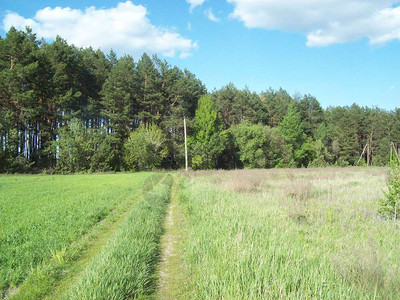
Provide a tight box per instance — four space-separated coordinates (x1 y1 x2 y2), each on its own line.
178 167 400 299
0 173 151 290
63 174 172 299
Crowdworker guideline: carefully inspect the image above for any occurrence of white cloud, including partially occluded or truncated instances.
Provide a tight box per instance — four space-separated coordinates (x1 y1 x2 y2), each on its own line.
187 0 205 12
227 0 400 46
2 1 197 58
180 52 193 58
205 8 220 22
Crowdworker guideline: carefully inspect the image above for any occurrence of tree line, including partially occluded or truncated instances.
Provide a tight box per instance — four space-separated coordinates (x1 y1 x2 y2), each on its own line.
1 27 399 173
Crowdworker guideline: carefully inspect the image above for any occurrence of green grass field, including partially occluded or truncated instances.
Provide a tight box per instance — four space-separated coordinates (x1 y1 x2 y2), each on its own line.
1 168 399 299
0 173 158 297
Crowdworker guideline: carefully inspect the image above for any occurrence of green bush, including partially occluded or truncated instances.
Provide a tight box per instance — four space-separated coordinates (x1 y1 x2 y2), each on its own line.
124 124 168 171
379 163 400 220
54 119 119 173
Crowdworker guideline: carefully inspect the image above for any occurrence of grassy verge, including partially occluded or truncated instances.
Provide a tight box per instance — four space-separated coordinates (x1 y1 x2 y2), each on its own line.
62 174 172 299
178 168 400 299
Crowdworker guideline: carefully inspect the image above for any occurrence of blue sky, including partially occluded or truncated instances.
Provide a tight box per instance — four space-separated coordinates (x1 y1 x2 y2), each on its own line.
1 0 399 110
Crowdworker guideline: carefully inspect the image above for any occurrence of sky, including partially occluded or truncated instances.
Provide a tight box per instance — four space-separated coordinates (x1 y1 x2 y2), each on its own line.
0 0 399 110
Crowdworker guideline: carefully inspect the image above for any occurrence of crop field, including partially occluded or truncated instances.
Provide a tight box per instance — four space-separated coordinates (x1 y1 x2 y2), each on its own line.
1 168 400 299
0 172 160 298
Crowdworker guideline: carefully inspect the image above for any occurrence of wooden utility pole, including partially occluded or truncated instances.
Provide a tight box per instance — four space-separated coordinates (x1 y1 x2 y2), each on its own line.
184 116 188 171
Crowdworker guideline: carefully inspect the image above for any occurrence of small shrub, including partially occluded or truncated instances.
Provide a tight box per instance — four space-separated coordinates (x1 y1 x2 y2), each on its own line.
379 163 400 220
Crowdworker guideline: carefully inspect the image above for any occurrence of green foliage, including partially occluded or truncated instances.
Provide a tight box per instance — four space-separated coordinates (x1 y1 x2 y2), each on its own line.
325 106 362 166
293 137 317 167
1 26 399 172
296 94 324 137
279 103 312 167
89 132 119 172
229 122 264 168
308 139 331 167
54 119 118 173
124 124 168 171
212 83 268 129
190 95 226 169
135 53 163 125
279 103 306 150
191 155 203 170
261 88 293 127
54 119 92 173
0 154 35 173
229 122 291 169
379 163 400 220
0 27 206 172
230 122 267 168
315 122 328 143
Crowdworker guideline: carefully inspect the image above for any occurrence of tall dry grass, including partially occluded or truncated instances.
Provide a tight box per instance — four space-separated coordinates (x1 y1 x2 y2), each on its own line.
178 167 399 299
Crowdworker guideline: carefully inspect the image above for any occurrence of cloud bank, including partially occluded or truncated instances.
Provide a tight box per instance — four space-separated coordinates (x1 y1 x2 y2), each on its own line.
227 0 400 46
3 1 196 58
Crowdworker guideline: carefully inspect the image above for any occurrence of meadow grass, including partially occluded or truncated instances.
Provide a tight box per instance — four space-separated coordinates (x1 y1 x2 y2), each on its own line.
0 173 151 292
62 174 172 299
2 168 399 299
178 167 400 299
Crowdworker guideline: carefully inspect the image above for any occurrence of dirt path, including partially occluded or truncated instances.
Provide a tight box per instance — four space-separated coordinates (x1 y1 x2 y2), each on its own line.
156 176 187 300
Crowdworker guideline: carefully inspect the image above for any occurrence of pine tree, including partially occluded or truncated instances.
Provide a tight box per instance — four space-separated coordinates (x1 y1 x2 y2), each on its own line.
100 55 136 169
135 53 162 125
0 27 45 170
261 88 293 127
296 94 323 138
279 103 305 150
